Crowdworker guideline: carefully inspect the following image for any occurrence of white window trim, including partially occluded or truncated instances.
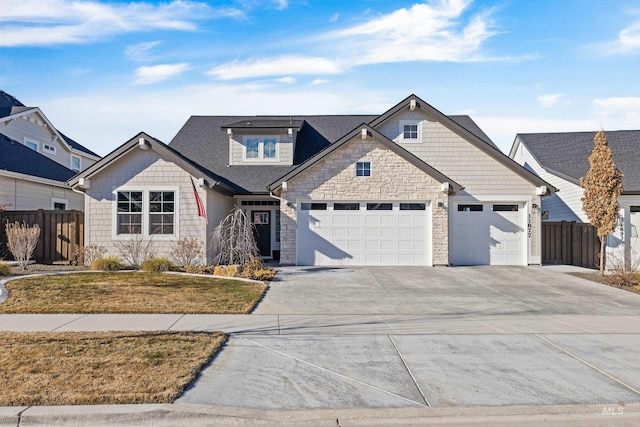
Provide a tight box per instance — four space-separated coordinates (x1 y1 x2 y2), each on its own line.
242 135 280 162
112 186 179 240
399 120 422 143
24 138 39 152
51 197 68 210
42 143 57 155
70 155 81 172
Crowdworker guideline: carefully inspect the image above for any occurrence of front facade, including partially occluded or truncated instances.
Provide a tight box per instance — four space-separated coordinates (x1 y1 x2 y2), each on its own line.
510 131 640 264
71 95 554 267
0 91 100 211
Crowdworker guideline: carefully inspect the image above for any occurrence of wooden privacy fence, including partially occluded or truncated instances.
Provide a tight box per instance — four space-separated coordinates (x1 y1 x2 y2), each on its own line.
542 221 600 269
0 210 84 264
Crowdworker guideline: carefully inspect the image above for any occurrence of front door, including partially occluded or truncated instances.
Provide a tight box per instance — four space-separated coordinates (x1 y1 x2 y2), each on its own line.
252 211 271 257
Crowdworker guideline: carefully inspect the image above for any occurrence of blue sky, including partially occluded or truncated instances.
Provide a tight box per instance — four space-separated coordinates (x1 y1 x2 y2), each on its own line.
1 0 639 156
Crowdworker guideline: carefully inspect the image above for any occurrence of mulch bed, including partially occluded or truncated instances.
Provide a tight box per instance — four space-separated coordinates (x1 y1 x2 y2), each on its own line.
569 272 640 294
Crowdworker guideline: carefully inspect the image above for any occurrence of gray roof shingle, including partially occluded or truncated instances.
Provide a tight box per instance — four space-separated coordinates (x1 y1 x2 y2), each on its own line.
0 133 77 182
517 130 640 192
170 114 494 194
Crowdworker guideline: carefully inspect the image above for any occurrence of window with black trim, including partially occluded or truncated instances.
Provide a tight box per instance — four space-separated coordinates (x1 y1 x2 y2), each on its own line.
356 162 371 177
400 203 426 210
367 203 392 211
117 191 143 234
149 191 175 235
301 203 327 211
458 204 483 212
493 204 519 212
334 203 360 210
631 206 640 213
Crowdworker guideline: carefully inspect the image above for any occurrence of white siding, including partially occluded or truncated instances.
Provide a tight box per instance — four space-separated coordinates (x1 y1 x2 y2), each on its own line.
229 131 294 166
512 140 587 223
0 174 84 210
84 148 225 264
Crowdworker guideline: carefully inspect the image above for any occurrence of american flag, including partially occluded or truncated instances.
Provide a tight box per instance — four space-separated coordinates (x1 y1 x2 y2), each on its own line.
190 177 207 224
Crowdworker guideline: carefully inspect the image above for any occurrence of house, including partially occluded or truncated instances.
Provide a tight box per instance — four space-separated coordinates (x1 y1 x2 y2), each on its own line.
68 94 554 266
510 130 640 262
0 91 100 210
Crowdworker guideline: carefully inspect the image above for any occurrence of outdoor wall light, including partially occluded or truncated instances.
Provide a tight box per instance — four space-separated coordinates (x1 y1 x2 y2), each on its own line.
437 201 445 208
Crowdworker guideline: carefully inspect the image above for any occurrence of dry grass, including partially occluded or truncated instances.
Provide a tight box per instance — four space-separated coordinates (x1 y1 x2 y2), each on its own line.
0 331 225 406
570 272 640 294
0 272 267 314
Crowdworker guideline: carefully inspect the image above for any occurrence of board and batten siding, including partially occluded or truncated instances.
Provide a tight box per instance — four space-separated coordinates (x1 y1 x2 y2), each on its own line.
512 140 587 223
0 174 84 210
229 130 295 166
279 136 448 266
84 148 214 264
0 113 96 171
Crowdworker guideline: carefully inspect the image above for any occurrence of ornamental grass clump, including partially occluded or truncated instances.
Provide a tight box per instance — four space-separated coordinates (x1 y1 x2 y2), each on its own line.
141 257 174 273
0 262 10 276
90 256 124 271
5 221 40 270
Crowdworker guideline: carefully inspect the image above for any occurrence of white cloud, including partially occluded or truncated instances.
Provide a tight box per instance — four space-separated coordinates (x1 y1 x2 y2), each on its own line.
209 0 498 80
275 77 296 84
311 79 330 85
619 22 640 49
329 13 339 23
134 63 190 85
125 41 162 62
593 97 640 122
537 93 564 108
208 56 344 80
0 0 243 47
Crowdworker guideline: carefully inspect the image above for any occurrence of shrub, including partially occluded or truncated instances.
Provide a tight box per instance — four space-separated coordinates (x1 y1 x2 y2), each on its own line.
90 256 124 271
184 265 217 275
73 244 106 267
239 255 276 281
170 238 203 267
141 257 175 273
0 262 11 276
5 221 40 270
213 265 239 277
114 233 154 269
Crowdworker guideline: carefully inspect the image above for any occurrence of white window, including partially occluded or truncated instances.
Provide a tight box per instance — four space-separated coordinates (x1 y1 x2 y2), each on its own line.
24 139 39 151
71 156 81 172
399 120 422 143
356 162 371 177
43 143 57 155
115 189 178 238
243 136 279 161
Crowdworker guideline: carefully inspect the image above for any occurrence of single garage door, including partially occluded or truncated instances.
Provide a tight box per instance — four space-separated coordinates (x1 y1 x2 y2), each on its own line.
297 201 430 266
450 202 526 265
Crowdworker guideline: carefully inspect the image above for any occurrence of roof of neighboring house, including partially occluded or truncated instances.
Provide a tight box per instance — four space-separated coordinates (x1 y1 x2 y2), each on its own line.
0 133 77 182
515 131 640 192
169 112 497 194
0 90 99 158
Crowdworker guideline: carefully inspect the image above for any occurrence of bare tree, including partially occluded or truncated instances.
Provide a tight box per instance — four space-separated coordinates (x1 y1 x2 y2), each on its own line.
5 221 40 270
170 237 203 267
581 130 624 275
210 207 259 266
114 231 154 269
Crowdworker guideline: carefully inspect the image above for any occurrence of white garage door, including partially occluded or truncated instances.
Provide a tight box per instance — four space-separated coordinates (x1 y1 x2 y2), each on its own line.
450 202 526 265
297 201 430 266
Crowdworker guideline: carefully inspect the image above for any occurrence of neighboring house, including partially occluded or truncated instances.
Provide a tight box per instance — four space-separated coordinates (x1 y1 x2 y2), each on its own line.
0 90 100 210
69 94 554 266
510 131 640 261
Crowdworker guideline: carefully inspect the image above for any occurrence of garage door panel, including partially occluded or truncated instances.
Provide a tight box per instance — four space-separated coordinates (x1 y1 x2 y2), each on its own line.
297 202 430 266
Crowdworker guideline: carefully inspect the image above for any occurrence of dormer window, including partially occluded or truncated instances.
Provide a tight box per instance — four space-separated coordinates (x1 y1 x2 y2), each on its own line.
243 136 279 161
399 120 422 143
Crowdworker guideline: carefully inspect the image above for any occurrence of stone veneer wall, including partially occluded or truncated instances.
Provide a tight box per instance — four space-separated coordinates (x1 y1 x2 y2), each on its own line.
279 136 448 265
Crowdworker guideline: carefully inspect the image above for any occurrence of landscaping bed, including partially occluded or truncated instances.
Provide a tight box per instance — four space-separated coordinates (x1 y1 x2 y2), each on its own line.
0 272 267 314
0 331 225 406
570 272 640 294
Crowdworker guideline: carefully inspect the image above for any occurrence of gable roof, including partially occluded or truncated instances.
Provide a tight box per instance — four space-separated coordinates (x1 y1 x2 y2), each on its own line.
268 124 463 193
514 130 640 193
368 94 554 192
68 132 235 195
0 90 99 159
0 133 77 182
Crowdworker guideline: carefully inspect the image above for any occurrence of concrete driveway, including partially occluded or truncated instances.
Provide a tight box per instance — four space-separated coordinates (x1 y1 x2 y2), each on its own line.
178 266 640 418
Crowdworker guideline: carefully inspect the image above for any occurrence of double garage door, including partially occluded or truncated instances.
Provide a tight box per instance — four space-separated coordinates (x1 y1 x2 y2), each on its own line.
450 202 526 265
297 201 430 266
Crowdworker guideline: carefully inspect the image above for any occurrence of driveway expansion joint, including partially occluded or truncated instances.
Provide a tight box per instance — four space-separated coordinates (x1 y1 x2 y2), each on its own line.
388 335 431 407
167 314 185 331
50 314 89 331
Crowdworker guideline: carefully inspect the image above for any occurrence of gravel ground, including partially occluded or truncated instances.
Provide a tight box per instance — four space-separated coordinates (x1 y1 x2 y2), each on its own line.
7 264 87 277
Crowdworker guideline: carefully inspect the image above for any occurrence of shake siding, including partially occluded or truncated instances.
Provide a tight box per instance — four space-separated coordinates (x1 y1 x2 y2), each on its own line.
0 175 83 210
279 137 448 265
84 149 209 264
229 132 294 166
512 141 587 223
